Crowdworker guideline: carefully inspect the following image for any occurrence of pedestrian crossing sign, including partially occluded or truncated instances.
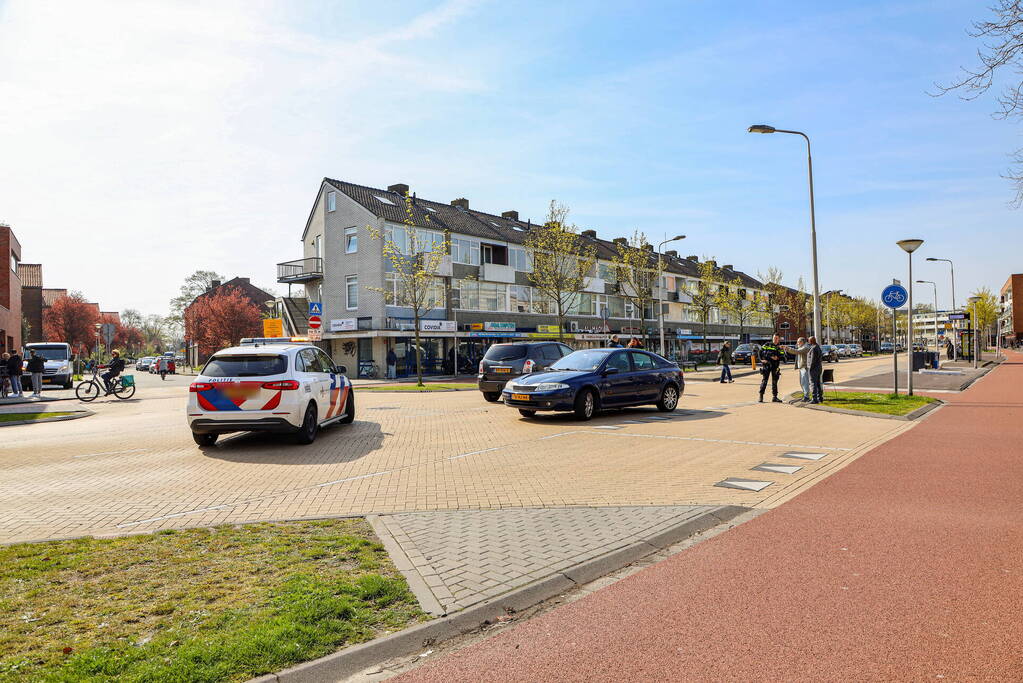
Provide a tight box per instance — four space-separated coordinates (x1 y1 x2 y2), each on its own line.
308 302 322 316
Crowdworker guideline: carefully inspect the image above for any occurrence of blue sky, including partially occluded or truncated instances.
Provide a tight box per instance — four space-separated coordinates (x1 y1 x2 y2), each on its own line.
0 0 1017 313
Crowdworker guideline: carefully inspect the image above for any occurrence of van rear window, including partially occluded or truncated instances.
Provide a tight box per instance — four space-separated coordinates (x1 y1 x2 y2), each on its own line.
483 344 527 361
202 355 287 377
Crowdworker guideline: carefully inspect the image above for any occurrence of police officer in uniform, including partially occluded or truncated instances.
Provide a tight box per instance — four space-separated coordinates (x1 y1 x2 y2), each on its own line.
758 334 785 403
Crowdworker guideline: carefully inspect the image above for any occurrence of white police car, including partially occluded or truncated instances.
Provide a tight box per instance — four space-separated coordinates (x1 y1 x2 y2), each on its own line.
187 338 353 447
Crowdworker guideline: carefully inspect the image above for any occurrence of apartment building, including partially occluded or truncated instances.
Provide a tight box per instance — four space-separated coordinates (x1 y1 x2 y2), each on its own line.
276 179 774 378
0 224 23 353
999 274 1023 346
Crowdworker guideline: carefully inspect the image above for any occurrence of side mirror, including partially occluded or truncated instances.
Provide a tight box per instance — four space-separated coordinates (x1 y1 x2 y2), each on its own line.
336 365 347 375
603 366 619 376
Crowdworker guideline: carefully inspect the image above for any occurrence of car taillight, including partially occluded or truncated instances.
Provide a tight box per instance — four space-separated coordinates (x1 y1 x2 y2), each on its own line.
189 382 213 392
523 359 535 373
478 361 484 374
261 380 300 390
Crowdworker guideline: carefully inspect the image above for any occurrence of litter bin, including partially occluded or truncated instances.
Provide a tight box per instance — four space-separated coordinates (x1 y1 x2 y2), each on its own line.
930 352 939 369
911 351 930 371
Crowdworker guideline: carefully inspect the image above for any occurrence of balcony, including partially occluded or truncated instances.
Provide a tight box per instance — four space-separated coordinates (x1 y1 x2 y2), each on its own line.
277 257 323 283
583 276 606 294
481 262 515 284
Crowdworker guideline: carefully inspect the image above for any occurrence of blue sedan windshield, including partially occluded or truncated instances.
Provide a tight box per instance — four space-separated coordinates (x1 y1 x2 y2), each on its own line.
549 350 610 372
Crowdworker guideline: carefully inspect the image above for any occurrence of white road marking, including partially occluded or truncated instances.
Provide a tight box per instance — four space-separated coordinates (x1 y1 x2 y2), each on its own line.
715 478 773 492
447 447 502 461
73 449 148 459
587 431 849 451
316 471 390 486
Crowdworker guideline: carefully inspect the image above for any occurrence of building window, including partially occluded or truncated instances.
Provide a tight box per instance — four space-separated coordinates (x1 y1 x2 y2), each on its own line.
509 247 531 272
345 227 358 254
327 191 336 212
346 275 358 310
509 285 531 313
314 235 322 259
452 237 480 265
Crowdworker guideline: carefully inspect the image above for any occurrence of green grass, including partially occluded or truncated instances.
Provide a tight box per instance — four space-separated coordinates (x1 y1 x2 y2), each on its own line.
0 412 75 423
0 519 426 682
359 382 477 392
792 391 935 416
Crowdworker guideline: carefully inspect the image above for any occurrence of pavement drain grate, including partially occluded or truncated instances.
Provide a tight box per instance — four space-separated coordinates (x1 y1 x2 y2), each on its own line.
715 478 773 492
752 463 803 475
781 451 828 461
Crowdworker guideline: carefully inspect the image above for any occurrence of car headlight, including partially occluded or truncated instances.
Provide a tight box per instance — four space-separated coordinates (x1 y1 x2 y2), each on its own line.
59 364 69 372
534 382 569 392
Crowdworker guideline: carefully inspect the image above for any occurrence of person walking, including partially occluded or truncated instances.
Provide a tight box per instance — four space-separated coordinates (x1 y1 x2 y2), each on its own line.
608 335 624 348
27 350 45 397
786 337 812 402
807 335 824 404
386 347 397 379
945 338 954 361
758 334 785 403
7 350 23 398
0 352 9 398
717 341 734 383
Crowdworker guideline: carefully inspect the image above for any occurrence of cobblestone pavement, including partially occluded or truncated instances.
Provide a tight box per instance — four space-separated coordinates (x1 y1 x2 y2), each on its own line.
1 356 906 547
372 505 718 614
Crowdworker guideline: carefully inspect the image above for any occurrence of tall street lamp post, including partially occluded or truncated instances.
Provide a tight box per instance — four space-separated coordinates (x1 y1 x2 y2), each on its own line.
748 124 822 342
657 235 686 357
916 279 939 362
927 257 957 358
897 239 924 395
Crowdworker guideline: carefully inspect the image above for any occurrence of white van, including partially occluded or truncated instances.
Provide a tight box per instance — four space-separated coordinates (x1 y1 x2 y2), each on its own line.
24 342 74 389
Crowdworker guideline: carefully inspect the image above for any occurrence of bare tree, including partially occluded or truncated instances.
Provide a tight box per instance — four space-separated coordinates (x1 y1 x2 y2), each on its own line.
935 1 1023 205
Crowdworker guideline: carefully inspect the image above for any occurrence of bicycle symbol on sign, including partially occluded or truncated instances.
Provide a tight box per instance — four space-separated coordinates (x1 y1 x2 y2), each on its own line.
881 284 909 309
884 290 906 305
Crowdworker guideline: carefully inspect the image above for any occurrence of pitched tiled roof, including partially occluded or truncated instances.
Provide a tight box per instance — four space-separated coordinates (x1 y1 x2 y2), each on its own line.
17 263 42 287
323 177 765 288
41 288 67 307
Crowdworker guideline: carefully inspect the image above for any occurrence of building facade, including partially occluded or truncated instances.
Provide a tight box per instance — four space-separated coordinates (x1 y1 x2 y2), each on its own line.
999 274 1023 346
0 224 23 353
18 263 43 343
276 179 775 378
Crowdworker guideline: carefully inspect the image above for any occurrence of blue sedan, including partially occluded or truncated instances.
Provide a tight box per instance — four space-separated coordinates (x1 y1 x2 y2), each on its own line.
501 348 684 420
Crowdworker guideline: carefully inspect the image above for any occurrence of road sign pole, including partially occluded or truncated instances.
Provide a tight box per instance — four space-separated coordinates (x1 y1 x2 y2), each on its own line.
892 308 898 395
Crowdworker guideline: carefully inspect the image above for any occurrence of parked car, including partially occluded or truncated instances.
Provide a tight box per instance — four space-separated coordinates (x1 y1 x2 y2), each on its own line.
477 341 574 403
187 342 353 446
23 342 74 389
731 343 761 364
136 357 154 371
820 345 840 362
833 344 851 357
849 344 863 357
879 342 894 354
501 348 684 420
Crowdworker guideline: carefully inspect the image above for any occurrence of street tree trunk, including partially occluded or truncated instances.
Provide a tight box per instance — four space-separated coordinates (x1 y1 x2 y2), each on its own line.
412 309 424 387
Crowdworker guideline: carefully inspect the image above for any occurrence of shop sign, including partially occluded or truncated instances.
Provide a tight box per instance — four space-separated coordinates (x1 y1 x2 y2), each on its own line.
527 332 560 338
485 321 516 331
674 328 693 338
470 323 484 331
330 318 357 332
469 331 517 338
576 333 609 341
420 320 456 332
536 324 560 334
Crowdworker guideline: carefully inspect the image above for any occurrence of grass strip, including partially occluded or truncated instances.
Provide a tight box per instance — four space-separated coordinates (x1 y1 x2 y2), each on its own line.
0 519 425 682
792 390 935 416
0 412 75 423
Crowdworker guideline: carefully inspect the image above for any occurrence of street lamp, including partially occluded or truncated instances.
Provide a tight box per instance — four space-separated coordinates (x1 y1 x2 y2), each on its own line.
748 124 822 342
657 235 686 357
968 295 981 369
926 257 957 358
897 239 924 395
916 280 939 363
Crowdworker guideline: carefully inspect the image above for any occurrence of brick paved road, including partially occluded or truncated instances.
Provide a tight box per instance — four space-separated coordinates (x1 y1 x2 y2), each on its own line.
1 356 904 544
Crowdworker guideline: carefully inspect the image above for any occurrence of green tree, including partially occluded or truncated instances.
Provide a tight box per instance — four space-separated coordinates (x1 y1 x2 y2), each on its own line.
368 192 448 387
682 259 723 354
970 287 1000 347
524 201 598 342
717 276 766 343
612 231 662 347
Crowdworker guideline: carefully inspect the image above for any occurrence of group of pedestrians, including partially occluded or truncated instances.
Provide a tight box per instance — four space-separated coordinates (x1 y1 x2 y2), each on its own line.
715 334 827 404
0 349 46 398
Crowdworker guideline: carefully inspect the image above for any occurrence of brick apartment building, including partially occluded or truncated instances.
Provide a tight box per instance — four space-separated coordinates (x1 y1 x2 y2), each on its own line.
18 263 44 343
999 274 1023 346
1 224 23 352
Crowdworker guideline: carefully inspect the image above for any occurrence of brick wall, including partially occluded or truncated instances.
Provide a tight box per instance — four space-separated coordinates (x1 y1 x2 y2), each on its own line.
0 226 22 352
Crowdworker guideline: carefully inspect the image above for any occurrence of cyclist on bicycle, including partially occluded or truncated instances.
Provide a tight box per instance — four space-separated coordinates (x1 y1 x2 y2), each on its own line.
157 355 169 380
102 350 126 394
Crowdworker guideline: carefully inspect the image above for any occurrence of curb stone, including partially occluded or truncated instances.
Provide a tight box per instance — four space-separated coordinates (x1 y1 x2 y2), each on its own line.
255 505 749 683
785 397 944 421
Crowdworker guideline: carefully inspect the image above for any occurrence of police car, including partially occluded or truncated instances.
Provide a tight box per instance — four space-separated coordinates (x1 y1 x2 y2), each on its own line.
187 338 353 447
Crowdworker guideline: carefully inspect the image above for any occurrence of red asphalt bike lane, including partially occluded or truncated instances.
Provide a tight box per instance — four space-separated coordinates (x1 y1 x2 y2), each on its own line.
397 353 1023 682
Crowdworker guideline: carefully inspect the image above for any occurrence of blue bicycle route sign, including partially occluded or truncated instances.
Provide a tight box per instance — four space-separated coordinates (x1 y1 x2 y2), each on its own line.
881 284 908 309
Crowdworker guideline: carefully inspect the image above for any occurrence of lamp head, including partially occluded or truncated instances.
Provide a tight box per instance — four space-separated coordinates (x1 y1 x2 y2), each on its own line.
673 234 686 241
926 257 939 262
747 124 776 134
968 296 981 304
897 239 924 253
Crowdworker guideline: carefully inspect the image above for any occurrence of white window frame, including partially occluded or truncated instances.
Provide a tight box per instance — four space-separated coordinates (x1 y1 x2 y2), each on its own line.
346 275 358 310
345 227 358 254
327 191 336 212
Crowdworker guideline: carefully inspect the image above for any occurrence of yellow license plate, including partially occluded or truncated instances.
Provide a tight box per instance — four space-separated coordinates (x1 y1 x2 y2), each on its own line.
511 393 531 401
495 367 511 373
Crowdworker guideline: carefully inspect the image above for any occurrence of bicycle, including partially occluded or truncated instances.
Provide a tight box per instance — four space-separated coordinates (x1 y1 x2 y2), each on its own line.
358 361 379 379
75 367 136 402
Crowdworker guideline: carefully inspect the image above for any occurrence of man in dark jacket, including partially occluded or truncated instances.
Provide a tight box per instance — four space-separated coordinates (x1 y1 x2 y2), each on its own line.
807 336 824 404
758 334 785 403
717 341 734 383
102 350 126 394
7 350 24 397
26 350 46 397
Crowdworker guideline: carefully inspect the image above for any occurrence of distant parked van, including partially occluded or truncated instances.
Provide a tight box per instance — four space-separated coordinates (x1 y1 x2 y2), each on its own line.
24 342 74 389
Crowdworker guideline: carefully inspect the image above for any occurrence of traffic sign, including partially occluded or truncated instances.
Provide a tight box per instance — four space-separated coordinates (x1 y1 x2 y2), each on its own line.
881 284 908 309
308 301 322 316
308 315 321 330
308 329 322 341
948 312 969 320
100 323 116 348
263 318 284 337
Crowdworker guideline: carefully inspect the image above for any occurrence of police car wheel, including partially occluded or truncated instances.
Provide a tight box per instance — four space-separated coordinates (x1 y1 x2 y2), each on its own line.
295 403 318 444
339 392 355 424
192 432 217 447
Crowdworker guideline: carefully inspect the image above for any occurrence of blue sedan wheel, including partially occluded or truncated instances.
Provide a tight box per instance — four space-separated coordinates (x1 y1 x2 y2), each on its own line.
657 384 679 412
574 389 597 421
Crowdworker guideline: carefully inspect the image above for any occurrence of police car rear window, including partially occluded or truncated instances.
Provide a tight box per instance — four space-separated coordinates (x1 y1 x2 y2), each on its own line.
202 354 287 377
